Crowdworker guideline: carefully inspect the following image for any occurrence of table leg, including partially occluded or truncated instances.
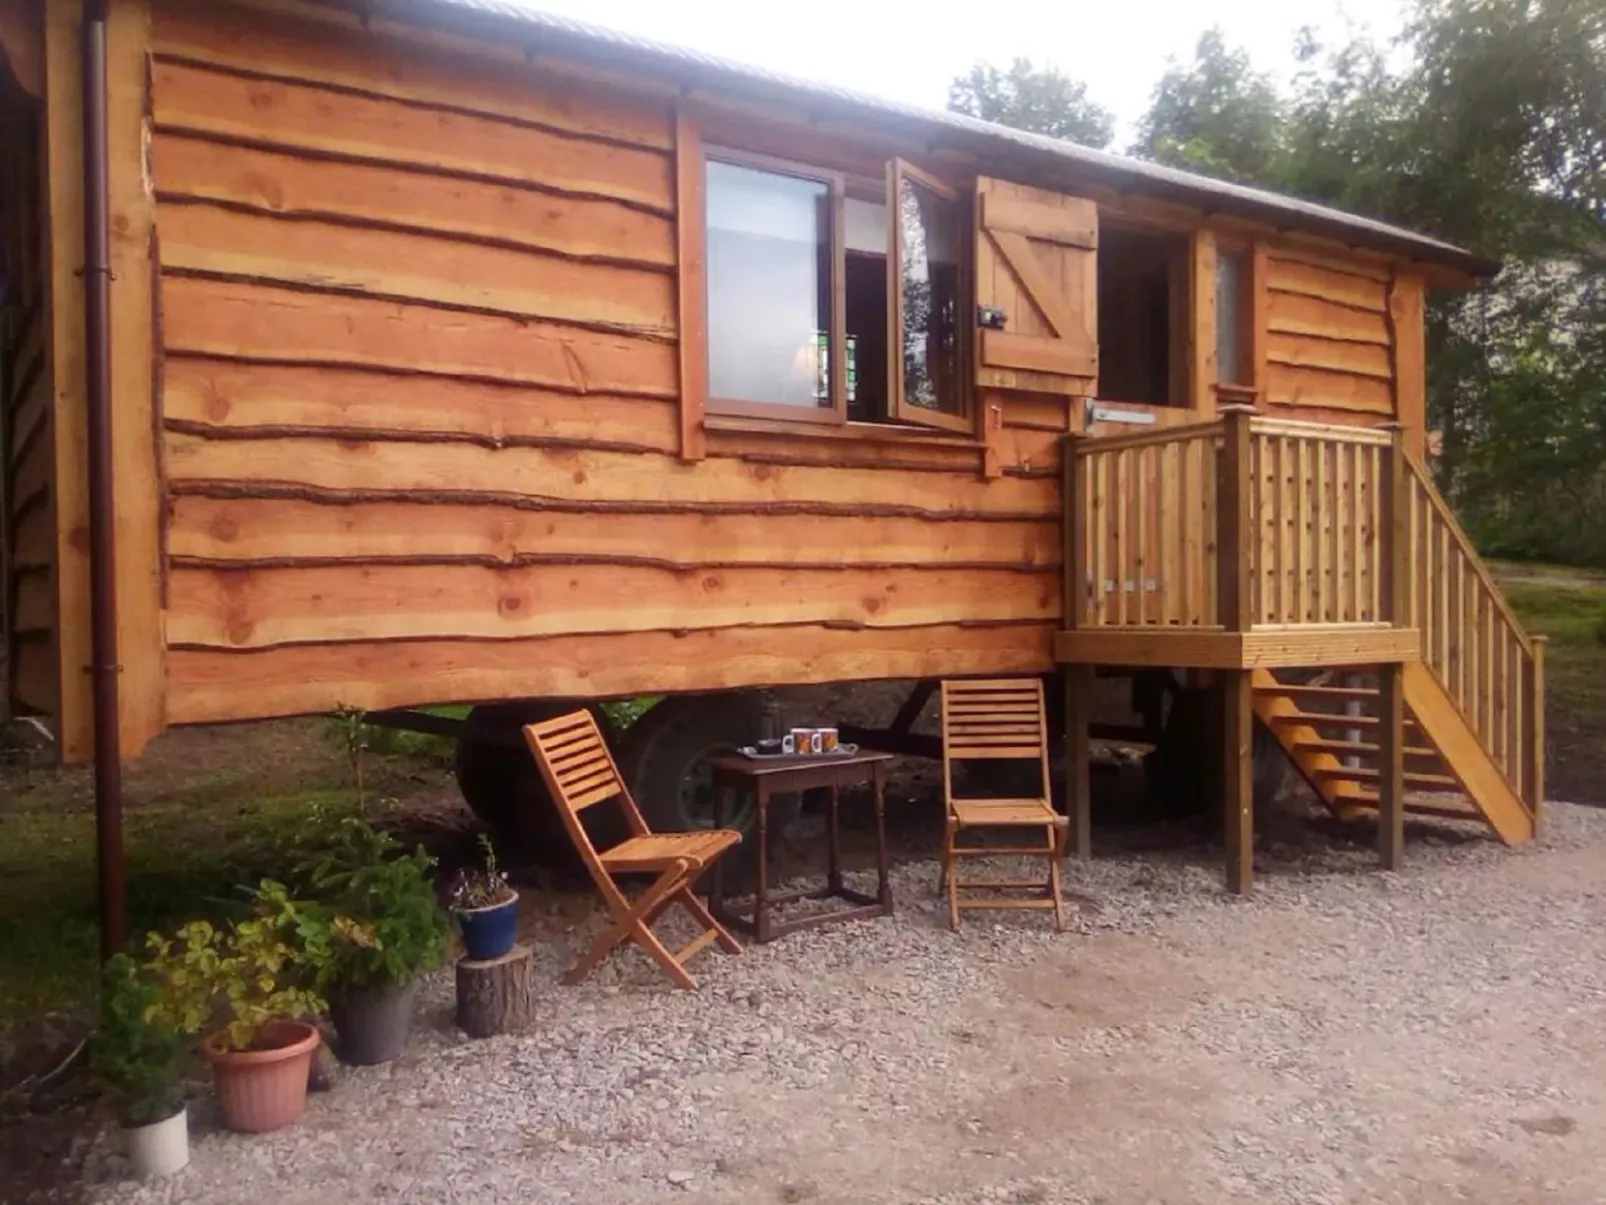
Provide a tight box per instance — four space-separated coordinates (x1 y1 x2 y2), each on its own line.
874 764 891 911
754 784 770 944
827 783 842 894
710 778 727 916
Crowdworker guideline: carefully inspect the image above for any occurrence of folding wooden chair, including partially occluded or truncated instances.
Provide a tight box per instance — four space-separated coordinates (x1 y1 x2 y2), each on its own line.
523 710 742 989
939 678 1068 932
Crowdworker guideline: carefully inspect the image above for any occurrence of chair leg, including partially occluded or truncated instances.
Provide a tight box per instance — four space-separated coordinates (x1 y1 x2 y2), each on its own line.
945 821 961 932
629 908 700 990
675 888 742 955
1047 825 1066 933
562 865 690 988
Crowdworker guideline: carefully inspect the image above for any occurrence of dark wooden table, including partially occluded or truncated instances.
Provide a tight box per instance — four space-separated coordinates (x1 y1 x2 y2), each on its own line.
706 750 895 944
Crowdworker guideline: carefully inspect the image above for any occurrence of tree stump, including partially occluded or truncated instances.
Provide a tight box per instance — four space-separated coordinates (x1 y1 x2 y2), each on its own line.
455 944 536 1039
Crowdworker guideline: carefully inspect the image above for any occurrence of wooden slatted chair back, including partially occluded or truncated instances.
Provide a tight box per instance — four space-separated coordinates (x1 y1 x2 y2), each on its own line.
523 710 648 850
941 678 1049 760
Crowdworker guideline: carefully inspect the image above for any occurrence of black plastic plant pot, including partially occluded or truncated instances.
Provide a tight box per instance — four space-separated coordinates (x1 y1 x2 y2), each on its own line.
329 979 420 1066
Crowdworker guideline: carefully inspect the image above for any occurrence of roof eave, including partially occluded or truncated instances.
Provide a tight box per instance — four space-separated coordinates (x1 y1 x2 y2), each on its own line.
312 0 1502 280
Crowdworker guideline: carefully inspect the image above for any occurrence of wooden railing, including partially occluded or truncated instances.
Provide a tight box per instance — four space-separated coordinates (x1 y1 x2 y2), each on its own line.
1249 419 1389 626
1066 420 1222 628
1402 451 1546 810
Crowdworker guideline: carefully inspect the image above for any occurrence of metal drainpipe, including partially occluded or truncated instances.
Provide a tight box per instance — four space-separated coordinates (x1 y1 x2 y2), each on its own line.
82 0 126 957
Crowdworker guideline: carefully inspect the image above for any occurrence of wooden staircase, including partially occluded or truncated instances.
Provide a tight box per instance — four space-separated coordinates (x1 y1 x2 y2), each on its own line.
1252 445 1546 846
1252 663 1537 842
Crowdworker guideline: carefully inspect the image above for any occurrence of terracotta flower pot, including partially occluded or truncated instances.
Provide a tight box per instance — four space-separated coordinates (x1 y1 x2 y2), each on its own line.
203 1020 321 1134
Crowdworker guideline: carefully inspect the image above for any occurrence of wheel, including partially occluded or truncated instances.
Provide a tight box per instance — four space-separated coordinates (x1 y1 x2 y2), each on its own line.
615 692 795 888
453 701 625 868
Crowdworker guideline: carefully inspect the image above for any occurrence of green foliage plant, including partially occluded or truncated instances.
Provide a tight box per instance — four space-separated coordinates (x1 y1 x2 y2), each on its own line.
92 954 189 1126
296 819 448 992
141 898 325 1052
448 833 516 912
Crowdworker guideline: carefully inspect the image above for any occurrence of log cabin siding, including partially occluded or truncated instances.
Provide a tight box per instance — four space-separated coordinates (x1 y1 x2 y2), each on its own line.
151 0 1060 723
1262 248 1401 421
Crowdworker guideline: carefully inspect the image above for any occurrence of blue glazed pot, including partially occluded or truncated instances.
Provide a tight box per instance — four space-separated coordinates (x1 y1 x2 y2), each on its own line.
455 894 520 962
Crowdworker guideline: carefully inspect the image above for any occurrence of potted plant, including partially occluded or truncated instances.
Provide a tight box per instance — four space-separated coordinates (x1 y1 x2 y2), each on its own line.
92 954 190 1178
143 902 325 1134
300 819 448 1066
449 834 520 961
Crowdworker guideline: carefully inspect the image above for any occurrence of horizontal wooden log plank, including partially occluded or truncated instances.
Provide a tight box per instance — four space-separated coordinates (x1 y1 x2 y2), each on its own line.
1266 332 1393 381
1266 290 1392 345
10 637 58 715
150 60 674 215
1265 363 1393 413
152 134 676 270
705 428 983 474
161 276 679 399
13 568 52 631
163 359 679 453
1269 243 1393 283
165 621 1057 724
168 495 1061 569
1266 257 1388 312
1258 402 1391 430
164 432 1058 519
10 503 52 568
151 0 674 151
167 561 1059 648
158 202 675 336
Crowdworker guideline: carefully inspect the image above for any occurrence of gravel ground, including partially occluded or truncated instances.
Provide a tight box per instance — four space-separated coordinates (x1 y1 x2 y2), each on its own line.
86 802 1606 1205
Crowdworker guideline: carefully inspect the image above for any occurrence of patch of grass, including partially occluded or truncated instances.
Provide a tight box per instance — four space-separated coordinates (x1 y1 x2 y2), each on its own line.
0 787 365 1026
1499 572 1606 802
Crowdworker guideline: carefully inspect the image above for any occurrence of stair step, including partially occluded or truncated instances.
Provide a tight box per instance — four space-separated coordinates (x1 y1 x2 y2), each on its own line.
1290 739 1439 759
1254 684 1378 700
1335 790 1483 821
1315 767 1461 789
1269 712 1420 731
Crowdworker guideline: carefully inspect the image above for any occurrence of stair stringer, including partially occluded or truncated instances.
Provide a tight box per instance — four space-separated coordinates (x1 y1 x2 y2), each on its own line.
1249 669 1358 819
1401 662 1535 846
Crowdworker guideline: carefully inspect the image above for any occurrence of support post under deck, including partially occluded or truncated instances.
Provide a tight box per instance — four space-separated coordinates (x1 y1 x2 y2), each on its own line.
1377 661 1405 869
1217 408 1255 894
1063 665 1093 859
1223 668 1254 895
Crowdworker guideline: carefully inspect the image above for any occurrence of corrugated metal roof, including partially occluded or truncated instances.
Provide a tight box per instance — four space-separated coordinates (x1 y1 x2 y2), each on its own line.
330 0 1497 276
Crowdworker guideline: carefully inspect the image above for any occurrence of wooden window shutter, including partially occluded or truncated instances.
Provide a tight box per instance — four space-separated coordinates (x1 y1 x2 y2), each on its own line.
974 178 1098 397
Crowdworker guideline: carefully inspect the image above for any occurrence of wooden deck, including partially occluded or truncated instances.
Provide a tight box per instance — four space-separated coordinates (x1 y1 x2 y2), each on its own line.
1056 409 1545 891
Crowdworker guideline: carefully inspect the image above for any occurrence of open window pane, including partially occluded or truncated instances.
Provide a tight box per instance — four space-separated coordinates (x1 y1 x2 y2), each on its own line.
706 160 833 412
890 162 967 430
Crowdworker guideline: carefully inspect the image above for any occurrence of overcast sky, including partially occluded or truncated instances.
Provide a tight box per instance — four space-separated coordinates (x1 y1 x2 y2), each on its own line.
522 0 1408 143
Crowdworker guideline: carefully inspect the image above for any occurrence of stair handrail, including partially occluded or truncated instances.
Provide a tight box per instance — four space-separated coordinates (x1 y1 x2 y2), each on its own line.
1402 447 1536 658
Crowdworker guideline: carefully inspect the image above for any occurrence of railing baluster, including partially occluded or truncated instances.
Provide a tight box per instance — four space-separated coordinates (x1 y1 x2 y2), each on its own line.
1179 438 1194 625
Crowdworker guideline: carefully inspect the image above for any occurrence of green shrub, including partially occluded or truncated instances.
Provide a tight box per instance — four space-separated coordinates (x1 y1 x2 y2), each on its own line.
91 954 188 1126
295 819 448 992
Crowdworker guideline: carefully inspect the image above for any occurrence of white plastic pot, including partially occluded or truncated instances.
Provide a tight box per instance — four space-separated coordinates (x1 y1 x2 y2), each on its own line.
126 1106 188 1179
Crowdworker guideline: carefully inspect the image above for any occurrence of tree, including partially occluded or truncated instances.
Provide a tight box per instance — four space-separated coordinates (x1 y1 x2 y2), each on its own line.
947 58 1116 148
1134 29 1285 183
1121 1 1606 565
